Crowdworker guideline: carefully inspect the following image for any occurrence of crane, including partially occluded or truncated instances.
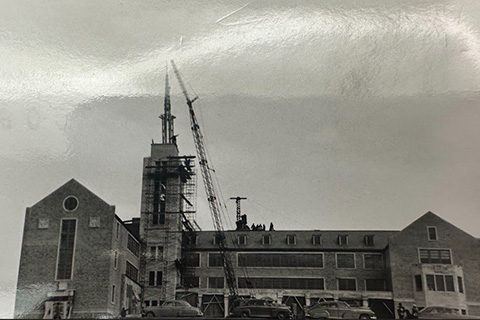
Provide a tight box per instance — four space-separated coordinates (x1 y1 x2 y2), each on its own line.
170 60 238 299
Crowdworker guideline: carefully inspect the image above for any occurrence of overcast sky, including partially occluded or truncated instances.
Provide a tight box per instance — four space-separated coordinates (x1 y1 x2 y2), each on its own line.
1 0 480 317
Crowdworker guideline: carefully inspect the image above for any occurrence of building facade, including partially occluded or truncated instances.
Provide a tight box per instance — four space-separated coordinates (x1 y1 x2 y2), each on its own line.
169 213 480 318
14 179 141 319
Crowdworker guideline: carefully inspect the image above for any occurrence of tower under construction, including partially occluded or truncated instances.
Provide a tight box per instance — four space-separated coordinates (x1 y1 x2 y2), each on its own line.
139 70 197 304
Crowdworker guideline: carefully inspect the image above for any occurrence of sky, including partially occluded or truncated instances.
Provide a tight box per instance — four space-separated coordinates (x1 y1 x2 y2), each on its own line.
1 0 480 317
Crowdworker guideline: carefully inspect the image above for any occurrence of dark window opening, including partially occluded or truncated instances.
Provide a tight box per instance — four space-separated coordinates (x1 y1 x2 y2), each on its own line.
364 254 383 269
337 253 355 269
338 235 348 245
148 271 155 286
63 197 78 211
286 235 296 245
364 235 375 246
338 278 356 291
239 277 324 290
426 275 435 290
435 275 445 291
126 261 138 282
365 279 386 291
238 253 323 268
183 276 199 288
238 235 247 245
428 227 438 240
184 253 200 267
419 249 452 264
312 235 321 245
56 219 76 280
156 271 163 286
415 275 423 291
208 253 223 267
127 234 140 257
151 301 158 307
208 277 225 289
262 235 271 245
445 275 454 292
458 276 464 293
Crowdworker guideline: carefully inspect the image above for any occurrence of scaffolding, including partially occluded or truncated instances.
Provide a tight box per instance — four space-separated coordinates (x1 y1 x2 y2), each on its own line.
140 155 197 303
142 156 197 226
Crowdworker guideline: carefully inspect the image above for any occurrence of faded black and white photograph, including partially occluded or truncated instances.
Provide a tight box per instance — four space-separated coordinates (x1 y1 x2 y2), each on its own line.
1 0 480 319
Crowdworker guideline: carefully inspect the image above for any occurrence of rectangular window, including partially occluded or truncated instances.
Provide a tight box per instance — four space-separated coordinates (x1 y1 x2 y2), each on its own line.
144 301 150 307
113 251 118 269
238 277 324 290
415 275 423 291
157 246 164 260
338 235 348 245
262 235 272 245
336 253 355 269
445 275 454 292
435 275 445 291
208 253 223 267
184 253 200 267
156 271 163 286
419 249 452 264
213 234 223 245
125 261 138 282
150 246 156 260
237 235 247 245
149 271 155 286
312 235 322 245
365 279 386 291
426 275 435 290
111 285 116 304
183 276 199 288
428 227 438 241
151 301 158 307
238 253 324 268
338 278 356 291
458 276 464 293
286 235 296 245
127 234 140 257
364 254 383 269
56 219 77 280
364 235 375 246
208 277 225 289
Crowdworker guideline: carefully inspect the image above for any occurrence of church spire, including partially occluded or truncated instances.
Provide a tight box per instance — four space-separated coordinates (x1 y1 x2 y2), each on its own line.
161 65 176 144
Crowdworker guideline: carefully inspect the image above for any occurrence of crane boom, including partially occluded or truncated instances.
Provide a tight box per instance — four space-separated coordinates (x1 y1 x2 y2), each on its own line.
170 60 238 298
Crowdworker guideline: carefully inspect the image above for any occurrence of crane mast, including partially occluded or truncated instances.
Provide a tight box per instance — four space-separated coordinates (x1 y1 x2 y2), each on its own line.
170 60 238 299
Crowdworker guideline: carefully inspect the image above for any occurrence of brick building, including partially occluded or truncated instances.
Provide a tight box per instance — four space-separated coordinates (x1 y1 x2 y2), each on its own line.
14 179 141 319
13 101 480 318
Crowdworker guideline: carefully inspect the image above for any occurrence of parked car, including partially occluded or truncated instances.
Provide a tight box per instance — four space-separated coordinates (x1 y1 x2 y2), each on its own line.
305 301 376 319
143 300 203 317
417 306 478 319
230 299 293 319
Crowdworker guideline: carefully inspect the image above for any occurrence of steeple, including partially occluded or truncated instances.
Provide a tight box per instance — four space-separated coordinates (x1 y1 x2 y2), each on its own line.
160 66 176 144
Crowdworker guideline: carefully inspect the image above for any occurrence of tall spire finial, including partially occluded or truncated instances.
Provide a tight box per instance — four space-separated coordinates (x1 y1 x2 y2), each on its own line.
161 64 176 144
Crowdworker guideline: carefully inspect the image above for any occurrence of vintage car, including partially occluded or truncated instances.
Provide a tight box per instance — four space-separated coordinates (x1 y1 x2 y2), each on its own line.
143 300 203 317
230 299 293 319
304 301 376 319
417 306 478 319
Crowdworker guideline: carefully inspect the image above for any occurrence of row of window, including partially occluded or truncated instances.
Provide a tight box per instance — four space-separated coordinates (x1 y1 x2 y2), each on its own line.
415 274 464 293
184 249 452 269
214 234 376 246
185 253 384 270
178 276 386 291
